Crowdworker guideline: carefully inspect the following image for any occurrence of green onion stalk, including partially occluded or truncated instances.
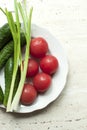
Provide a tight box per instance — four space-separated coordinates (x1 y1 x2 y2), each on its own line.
0 0 33 112
11 4 33 112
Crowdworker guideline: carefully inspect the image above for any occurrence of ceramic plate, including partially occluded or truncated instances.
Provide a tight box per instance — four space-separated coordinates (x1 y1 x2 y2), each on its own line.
0 24 68 113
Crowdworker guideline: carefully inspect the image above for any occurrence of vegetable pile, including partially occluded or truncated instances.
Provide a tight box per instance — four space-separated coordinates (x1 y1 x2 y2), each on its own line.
0 0 59 112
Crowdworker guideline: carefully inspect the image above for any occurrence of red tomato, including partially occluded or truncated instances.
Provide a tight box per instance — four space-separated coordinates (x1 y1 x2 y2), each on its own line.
30 37 48 58
33 72 52 92
20 83 37 105
26 59 39 77
40 55 59 75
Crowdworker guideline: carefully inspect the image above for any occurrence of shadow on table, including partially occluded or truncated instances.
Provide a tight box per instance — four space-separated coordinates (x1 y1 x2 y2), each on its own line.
0 71 70 118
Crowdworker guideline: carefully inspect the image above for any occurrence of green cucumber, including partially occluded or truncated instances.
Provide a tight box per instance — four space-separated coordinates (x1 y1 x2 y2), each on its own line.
3 57 20 107
0 85 4 104
3 57 13 107
0 41 13 70
0 32 26 70
0 23 12 50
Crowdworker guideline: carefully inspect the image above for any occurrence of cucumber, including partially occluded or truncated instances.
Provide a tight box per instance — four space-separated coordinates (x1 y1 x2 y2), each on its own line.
0 85 4 104
3 57 13 107
0 23 12 50
0 32 26 70
0 41 13 70
3 57 20 107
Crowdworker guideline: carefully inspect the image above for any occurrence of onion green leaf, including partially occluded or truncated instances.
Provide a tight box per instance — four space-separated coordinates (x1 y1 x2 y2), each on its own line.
10 3 33 112
0 0 32 112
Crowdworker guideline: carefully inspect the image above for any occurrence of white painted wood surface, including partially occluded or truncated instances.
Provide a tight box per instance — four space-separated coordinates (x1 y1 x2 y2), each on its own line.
0 0 87 130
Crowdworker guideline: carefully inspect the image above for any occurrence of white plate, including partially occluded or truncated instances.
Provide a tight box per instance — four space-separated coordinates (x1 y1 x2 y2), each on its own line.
0 24 68 113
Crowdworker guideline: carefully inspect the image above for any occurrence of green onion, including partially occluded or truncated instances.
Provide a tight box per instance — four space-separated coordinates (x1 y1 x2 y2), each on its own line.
0 7 6 15
5 0 21 112
11 4 33 112
1 0 33 112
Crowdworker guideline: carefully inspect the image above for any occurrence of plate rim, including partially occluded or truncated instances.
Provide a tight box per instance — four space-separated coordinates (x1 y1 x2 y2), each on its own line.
0 24 69 113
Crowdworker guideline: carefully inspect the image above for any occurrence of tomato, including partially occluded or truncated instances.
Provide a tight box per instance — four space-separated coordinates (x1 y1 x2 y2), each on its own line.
20 83 37 105
40 55 59 75
33 72 52 92
30 37 48 58
26 59 39 77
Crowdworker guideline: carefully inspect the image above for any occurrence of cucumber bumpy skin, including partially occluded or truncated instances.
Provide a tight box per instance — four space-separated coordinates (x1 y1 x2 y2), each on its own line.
0 85 4 104
3 57 20 107
0 32 26 70
3 57 14 107
0 23 12 50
